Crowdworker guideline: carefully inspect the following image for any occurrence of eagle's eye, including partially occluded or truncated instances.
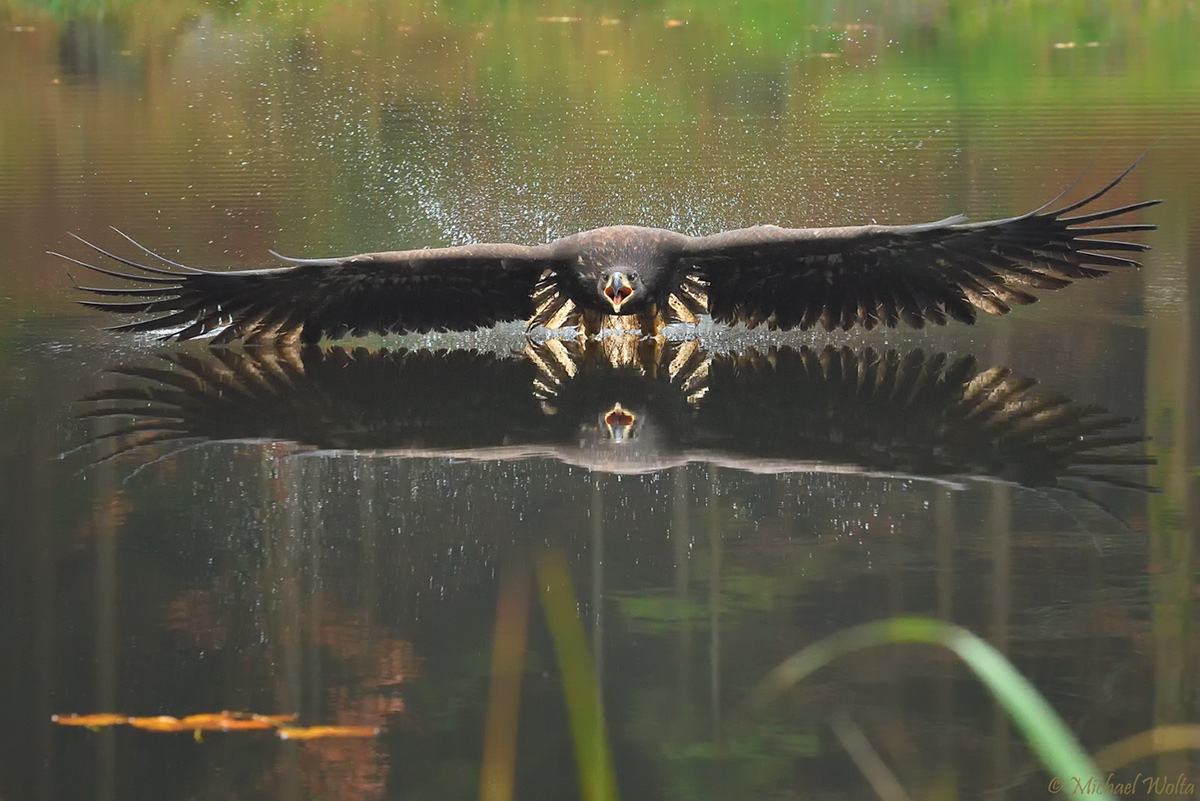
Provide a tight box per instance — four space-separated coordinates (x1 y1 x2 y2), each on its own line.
628 271 639 281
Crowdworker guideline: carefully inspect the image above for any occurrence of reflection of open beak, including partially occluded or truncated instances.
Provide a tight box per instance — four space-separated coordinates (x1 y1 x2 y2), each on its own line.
603 272 634 312
603 403 636 442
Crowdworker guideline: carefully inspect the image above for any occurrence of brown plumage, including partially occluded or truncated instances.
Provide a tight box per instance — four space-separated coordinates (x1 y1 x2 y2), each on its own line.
58 161 1158 344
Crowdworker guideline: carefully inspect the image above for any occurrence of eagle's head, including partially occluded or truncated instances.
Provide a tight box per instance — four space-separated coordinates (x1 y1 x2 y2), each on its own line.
556 225 686 318
598 269 644 313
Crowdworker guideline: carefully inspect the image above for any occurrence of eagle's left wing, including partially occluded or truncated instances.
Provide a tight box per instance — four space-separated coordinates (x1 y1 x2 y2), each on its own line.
678 164 1159 331
58 234 561 344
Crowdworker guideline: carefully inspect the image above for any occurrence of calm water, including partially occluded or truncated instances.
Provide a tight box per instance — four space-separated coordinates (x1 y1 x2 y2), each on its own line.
1 3 1198 799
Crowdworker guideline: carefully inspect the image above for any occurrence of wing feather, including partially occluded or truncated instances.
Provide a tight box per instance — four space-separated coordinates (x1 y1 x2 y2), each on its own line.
63 236 563 343
679 162 1159 331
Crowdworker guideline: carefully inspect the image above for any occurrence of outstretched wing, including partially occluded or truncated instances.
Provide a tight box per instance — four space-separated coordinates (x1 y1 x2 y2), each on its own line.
59 233 562 344
678 162 1160 331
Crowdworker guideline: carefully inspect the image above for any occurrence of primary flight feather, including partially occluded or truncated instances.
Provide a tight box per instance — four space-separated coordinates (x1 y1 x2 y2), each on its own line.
59 161 1159 344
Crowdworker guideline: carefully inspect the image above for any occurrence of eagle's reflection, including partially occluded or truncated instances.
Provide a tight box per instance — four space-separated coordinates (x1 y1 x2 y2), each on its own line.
79 341 1149 491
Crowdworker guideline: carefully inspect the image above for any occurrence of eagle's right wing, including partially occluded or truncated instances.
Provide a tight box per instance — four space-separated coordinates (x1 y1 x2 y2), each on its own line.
58 234 562 344
678 162 1159 331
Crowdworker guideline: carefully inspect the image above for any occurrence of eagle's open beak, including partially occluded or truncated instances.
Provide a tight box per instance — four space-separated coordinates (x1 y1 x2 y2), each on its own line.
603 272 634 311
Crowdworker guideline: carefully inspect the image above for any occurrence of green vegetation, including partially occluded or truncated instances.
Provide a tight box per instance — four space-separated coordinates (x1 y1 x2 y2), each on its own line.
545 554 1130 798
538 549 618 801
4 0 1198 100
757 617 1111 798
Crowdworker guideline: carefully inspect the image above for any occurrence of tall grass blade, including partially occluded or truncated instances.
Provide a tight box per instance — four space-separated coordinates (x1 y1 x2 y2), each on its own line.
1094 725 1200 772
755 617 1109 798
480 561 532 801
537 548 618 801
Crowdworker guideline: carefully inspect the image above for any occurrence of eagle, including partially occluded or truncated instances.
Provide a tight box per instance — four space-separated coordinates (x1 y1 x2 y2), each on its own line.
58 162 1158 344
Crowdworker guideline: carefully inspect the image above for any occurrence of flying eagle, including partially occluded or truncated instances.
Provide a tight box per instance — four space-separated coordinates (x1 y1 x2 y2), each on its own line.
59 162 1158 344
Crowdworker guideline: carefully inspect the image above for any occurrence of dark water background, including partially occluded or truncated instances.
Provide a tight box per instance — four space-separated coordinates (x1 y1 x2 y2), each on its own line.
1 2 1198 799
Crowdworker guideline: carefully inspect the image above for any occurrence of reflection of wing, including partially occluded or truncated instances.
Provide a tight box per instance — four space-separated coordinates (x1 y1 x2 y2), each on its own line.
61 234 562 343
680 163 1159 330
694 347 1149 488
79 348 550 459
76 344 1149 490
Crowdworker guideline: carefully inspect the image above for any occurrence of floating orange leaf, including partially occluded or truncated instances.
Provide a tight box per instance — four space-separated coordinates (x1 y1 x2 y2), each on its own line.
277 726 381 740
128 716 188 732
251 714 299 726
52 714 129 727
219 719 278 731
178 713 286 731
54 710 325 736
178 714 235 729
